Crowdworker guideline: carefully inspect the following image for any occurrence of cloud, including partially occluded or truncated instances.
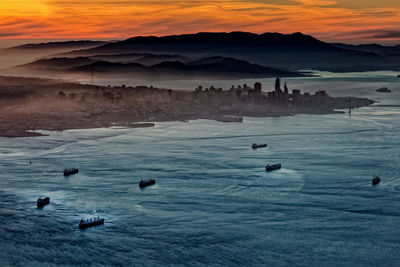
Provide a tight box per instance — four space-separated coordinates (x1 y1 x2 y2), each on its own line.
0 0 399 43
334 29 400 40
0 32 23 38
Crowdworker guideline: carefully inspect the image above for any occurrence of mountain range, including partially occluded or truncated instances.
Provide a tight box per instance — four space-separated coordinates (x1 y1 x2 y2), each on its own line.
2 32 400 79
5 55 302 79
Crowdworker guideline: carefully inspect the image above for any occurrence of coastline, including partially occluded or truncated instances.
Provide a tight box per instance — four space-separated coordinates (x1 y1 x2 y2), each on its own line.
0 76 374 138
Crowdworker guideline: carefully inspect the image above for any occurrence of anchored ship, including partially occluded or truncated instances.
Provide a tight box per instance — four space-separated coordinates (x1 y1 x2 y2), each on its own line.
376 87 391 93
37 197 50 207
265 163 281 172
252 143 267 149
372 175 381 185
79 217 105 229
139 179 156 188
64 168 79 176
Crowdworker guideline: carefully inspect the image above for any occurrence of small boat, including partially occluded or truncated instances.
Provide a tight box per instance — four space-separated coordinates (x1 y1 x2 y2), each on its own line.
79 217 105 229
376 87 391 93
265 163 281 172
139 179 156 188
37 197 50 207
64 168 79 176
397 74 400 78
252 143 267 149
372 175 381 185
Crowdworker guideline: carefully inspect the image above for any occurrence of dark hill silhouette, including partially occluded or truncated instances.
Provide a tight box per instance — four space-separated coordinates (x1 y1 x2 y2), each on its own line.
88 53 188 65
117 31 332 48
5 57 95 74
58 31 400 72
67 31 337 56
332 43 400 56
4 54 303 79
6 41 108 50
73 56 302 78
73 61 147 73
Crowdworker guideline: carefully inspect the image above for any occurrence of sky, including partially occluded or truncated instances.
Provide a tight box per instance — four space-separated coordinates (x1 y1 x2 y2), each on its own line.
1 0 400 44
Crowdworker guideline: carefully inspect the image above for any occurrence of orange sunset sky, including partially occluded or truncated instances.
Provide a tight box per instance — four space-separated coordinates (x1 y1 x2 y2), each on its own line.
1 0 400 43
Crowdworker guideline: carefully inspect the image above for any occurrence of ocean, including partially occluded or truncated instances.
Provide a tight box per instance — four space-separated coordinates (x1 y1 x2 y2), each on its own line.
0 73 399 266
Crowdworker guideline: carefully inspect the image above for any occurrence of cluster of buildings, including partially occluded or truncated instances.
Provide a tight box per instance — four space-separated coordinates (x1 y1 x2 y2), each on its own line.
193 78 329 108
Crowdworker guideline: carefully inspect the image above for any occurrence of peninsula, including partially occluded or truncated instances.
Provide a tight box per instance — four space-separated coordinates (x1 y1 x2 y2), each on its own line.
0 76 374 137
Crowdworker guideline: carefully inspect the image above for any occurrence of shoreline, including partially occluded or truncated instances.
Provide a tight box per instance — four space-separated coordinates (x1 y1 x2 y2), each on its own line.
0 109 365 138
0 76 374 138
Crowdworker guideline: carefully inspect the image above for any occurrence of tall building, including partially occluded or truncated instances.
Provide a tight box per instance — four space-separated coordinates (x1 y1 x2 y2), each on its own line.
284 82 288 95
275 78 281 91
274 77 283 95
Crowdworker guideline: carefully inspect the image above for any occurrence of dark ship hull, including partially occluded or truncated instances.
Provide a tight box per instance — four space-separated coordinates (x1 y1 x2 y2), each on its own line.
64 168 79 176
37 197 50 207
139 179 156 188
376 87 391 93
266 164 281 172
79 218 105 229
252 143 267 149
372 176 381 185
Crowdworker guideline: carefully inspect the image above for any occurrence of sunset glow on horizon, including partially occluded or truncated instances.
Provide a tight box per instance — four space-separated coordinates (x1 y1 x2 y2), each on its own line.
1 0 400 43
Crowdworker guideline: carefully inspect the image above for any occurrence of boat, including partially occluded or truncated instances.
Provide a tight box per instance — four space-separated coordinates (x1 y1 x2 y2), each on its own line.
139 179 156 188
265 163 281 172
252 143 267 149
397 74 400 78
37 197 50 207
64 168 79 176
372 175 381 185
376 87 391 93
79 217 105 229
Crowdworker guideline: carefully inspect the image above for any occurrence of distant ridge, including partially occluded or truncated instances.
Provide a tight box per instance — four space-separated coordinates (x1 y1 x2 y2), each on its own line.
118 31 332 48
78 31 337 55
68 55 305 78
4 31 400 72
58 31 400 72
5 40 108 50
4 55 304 79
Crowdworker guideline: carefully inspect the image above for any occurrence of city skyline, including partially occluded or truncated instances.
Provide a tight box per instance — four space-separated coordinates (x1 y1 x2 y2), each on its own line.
1 0 400 44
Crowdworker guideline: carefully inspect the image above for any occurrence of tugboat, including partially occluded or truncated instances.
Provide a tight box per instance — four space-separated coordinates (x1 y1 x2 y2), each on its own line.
372 175 381 185
252 143 267 149
64 168 79 176
139 179 156 188
79 217 105 229
37 197 50 207
265 163 281 172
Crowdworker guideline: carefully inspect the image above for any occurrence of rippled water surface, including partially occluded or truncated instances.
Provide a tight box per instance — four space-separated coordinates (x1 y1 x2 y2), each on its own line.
1 75 400 266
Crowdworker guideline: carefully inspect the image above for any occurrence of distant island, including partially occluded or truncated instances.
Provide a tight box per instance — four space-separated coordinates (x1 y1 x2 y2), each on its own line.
0 76 374 138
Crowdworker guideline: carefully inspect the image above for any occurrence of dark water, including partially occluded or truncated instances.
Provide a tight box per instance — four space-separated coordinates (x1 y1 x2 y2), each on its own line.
1 76 400 266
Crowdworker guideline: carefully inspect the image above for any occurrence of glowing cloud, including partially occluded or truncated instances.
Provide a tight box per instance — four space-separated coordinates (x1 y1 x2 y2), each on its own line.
0 0 399 43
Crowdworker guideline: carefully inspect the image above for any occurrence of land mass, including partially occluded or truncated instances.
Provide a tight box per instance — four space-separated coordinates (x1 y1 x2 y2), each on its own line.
2 32 400 78
4 56 304 80
56 32 400 72
0 76 374 138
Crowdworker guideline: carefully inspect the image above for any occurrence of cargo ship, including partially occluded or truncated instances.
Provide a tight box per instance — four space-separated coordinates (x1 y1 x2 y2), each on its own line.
372 175 381 185
265 163 281 172
252 143 267 149
37 197 50 207
139 179 156 188
79 217 105 229
64 168 79 176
